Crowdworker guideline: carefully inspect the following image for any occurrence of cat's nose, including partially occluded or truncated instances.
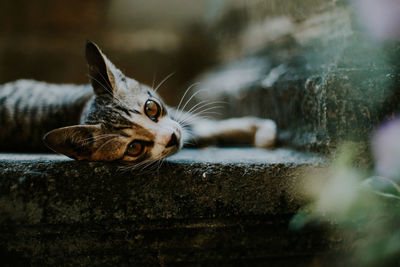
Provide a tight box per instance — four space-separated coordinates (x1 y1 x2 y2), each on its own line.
165 133 179 148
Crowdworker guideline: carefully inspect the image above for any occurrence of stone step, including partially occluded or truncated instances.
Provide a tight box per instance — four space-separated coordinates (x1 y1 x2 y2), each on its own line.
0 148 342 266
192 6 400 153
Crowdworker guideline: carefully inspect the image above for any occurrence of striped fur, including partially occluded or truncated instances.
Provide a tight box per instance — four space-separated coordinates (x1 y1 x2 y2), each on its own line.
0 79 93 152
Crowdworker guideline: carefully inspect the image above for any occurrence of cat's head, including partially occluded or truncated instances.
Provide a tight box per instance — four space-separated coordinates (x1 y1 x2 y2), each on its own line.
43 41 183 163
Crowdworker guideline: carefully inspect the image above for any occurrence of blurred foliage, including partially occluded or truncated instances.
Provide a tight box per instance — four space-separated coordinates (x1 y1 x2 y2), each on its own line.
291 140 400 265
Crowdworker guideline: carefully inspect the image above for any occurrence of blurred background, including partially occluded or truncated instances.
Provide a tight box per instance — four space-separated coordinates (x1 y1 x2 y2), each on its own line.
1 1 400 265
0 0 344 106
0 0 239 105
0 0 399 151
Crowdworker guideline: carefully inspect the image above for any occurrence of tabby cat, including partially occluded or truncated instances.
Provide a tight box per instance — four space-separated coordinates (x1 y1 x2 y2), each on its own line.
0 42 276 163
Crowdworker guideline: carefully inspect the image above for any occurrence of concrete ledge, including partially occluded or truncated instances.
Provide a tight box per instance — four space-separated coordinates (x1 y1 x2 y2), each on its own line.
0 148 322 222
0 148 339 265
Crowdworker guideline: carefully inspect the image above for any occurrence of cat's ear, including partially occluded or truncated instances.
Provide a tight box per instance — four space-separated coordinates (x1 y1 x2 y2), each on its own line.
85 41 119 96
43 125 103 160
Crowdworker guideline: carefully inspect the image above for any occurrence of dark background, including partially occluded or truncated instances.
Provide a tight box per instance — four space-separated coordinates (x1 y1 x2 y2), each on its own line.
0 0 333 106
0 0 249 105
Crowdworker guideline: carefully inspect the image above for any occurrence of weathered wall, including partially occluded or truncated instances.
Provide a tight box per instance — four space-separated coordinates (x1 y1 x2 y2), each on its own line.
194 4 400 153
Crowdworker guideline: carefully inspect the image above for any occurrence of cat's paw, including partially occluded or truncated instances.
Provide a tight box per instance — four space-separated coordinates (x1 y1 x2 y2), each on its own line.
254 119 277 148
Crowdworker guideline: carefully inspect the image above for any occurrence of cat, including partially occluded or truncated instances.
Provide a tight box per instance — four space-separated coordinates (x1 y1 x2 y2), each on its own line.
0 41 277 163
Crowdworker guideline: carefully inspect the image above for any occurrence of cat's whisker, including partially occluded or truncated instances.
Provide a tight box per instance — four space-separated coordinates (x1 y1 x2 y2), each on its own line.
194 110 223 117
136 160 159 172
184 100 208 114
140 160 158 171
184 105 223 117
117 165 130 173
182 113 222 124
179 88 209 114
180 121 194 127
88 73 114 96
177 116 196 126
182 132 196 145
79 133 118 142
77 136 113 147
188 100 227 111
178 115 218 128
120 158 157 172
179 117 212 128
175 103 212 124
88 74 117 99
183 131 197 146
183 100 218 117
94 69 117 96
151 73 156 90
176 117 195 126
183 101 225 118
117 161 140 172
89 72 130 110
77 134 119 146
118 163 137 173
156 158 166 173
184 141 196 146
153 72 175 93
178 107 223 125
174 93 224 123
177 113 200 125
93 136 120 154
176 82 200 112
181 114 220 124
117 162 136 172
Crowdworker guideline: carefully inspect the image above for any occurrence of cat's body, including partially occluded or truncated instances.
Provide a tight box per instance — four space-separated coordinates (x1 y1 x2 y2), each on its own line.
0 42 276 163
0 80 92 152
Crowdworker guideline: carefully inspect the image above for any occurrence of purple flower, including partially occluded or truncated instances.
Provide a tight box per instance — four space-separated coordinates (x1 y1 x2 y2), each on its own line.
353 0 400 40
372 119 400 180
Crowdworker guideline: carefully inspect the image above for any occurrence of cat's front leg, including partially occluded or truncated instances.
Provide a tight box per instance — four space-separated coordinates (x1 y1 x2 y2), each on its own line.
185 116 277 148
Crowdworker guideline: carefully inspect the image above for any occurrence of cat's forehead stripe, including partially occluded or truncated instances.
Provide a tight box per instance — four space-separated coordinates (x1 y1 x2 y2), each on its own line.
86 96 132 126
131 122 155 140
113 105 131 116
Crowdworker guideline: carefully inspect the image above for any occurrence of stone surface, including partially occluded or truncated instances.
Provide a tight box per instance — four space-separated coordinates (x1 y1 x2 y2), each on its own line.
0 148 349 266
193 6 400 153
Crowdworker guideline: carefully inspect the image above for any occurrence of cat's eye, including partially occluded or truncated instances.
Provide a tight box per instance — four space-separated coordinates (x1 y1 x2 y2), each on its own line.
144 100 160 121
126 141 144 157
